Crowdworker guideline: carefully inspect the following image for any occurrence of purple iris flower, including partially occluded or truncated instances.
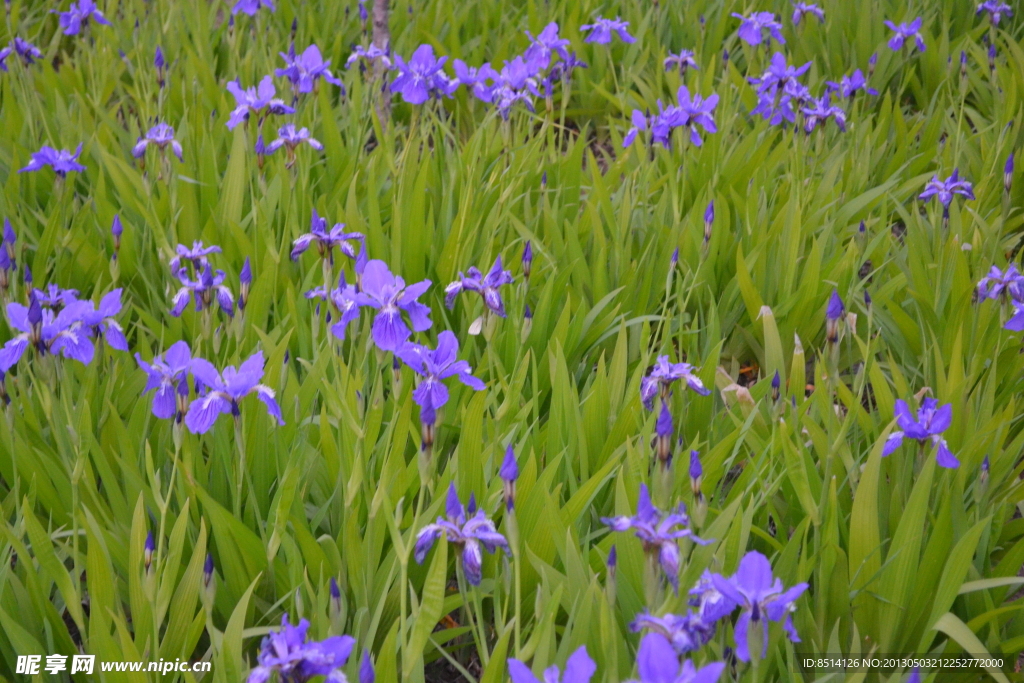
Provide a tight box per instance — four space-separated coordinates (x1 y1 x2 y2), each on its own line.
33 284 80 310
291 210 363 264
413 483 510 586
581 16 635 44
276 44 344 94
354 260 432 351
82 289 129 350
345 45 393 70
170 264 236 318
185 351 284 433
507 646 596 683
487 57 541 118
232 0 275 16
359 650 374 683
630 611 716 655
825 70 877 99
19 144 86 177
640 355 710 410
171 241 222 274
688 570 739 622
977 264 1023 301
791 2 824 24
444 256 515 318
711 550 808 663
732 12 786 46
626 633 725 683
885 17 926 53
453 60 497 101
245 615 353 683
623 106 672 148
801 94 846 133
55 0 111 35
265 124 324 166
881 398 960 468
0 296 96 371
395 331 485 410
664 50 698 74
524 22 571 70
500 444 519 511
132 123 184 162
748 53 812 125
307 273 362 341
390 45 453 104
2 38 43 68
919 169 975 213
600 484 710 592
225 76 295 129
676 86 719 146
976 1 1012 25
136 341 192 419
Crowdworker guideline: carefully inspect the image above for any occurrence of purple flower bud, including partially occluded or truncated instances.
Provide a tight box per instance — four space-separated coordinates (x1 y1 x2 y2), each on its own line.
203 553 214 587
522 240 533 279
154 46 165 69
27 293 41 326
1006 152 1015 194
671 247 679 267
111 214 123 253
239 257 252 310
689 450 703 480
723 49 729 64
23 264 32 286
868 52 878 77
467 492 477 516
703 201 714 247
541 171 547 187
144 532 155 570
500 444 519 511
359 649 374 683
655 401 674 466
607 544 617 572
989 44 997 74
524 304 533 319
960 51 968 80
420 403 436 451
826 289 845 344
864 290 872 307
771 370 780 402
858 220 866 233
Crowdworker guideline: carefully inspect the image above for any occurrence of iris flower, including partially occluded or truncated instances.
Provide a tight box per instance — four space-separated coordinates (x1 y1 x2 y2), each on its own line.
732 12 785 45
132 123 184 162
355 260 432 351
136 341 192 420
276 44 344 94
885 17 926 53
601 484 710 591
444 256 515 320
245 615 353 683
413 483 510 585
185 351 284 433
640 355 710 410
581 17 635 44
507 646 596 683
395 330 485 410
881 398 960 468
711 551 808 662
625 633 725 683
225 76 295 129
19 144 86 177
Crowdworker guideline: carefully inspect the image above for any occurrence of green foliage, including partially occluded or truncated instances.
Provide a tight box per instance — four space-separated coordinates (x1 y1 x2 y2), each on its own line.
0 0 1022 681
